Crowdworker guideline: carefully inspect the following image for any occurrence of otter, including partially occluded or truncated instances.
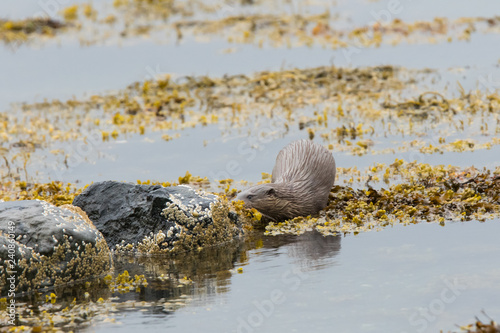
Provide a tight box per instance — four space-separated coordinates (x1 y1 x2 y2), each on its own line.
236 139 336 221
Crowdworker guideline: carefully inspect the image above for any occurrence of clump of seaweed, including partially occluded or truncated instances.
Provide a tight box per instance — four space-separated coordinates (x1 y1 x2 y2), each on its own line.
382 91 455 118
0 18 66 44
113 0 193 20
0 181 82 206
455 312 500 333
103 270 148 293
136 171 210 188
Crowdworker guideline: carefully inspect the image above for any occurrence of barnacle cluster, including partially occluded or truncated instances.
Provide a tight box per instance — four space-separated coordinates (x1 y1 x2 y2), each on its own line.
114 188 244 256
0 203 112 295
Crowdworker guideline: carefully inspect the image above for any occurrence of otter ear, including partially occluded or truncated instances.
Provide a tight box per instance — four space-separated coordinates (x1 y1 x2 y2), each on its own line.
266 188 275 196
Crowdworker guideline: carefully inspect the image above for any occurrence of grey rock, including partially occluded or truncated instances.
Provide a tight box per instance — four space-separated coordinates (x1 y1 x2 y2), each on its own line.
72 181 230 250
0 200 112 296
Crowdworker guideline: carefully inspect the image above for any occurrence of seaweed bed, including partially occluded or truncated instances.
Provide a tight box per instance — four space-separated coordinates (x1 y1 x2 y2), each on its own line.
2 64 499 184
3 2 500 49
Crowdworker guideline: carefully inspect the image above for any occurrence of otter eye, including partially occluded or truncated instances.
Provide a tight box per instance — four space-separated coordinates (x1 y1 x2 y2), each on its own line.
246 195 254 200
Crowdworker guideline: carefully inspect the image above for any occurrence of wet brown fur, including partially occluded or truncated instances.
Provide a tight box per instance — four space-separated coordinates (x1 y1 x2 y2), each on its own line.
236 140 336 221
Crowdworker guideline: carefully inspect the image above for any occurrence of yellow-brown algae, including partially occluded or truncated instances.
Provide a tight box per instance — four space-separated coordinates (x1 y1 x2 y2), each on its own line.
6 1 500 50
4 65 499 183
456 317 500 333
0 18 66 44
0 181 83 206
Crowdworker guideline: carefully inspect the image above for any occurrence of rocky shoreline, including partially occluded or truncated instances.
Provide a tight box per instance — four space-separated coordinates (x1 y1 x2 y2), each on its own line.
0 182 243 296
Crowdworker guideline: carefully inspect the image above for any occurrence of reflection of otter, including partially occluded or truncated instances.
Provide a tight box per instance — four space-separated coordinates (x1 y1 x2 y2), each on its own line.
236 140 336 221
262 231 342 271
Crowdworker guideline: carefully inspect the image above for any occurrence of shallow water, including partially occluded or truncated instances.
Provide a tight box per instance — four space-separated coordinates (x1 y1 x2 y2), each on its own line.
84 220 500 333
2 32 500 112
33 130 500 187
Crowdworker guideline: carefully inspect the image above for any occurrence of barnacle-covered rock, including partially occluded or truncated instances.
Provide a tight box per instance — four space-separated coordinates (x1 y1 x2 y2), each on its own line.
0 200 112 296
72 181 241 254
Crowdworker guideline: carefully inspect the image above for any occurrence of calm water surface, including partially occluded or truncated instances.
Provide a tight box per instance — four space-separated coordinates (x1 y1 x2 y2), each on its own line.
85 220 500 333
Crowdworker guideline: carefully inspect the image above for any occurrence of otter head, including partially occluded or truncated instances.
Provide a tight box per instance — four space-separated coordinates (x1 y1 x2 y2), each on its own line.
236 183 280 219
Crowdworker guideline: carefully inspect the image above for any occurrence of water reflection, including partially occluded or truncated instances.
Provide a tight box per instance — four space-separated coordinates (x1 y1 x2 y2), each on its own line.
263 231 342 272
105 230 342 307
30 230 340 333
73 220 500 333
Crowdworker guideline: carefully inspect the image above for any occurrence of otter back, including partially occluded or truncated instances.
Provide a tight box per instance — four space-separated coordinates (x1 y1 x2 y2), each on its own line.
271 139 336 211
